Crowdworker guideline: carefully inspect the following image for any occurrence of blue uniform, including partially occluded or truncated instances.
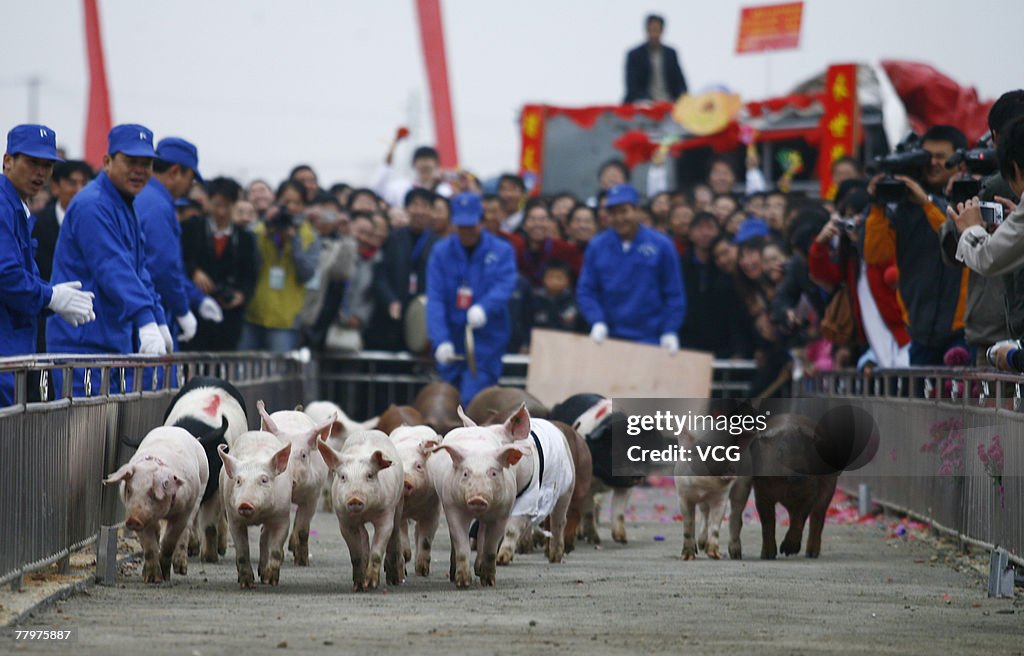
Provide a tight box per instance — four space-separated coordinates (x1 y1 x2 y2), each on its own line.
136 177 204 348
577 225 687 344
0 176 53 405
47 171 166 395
426 231 517 403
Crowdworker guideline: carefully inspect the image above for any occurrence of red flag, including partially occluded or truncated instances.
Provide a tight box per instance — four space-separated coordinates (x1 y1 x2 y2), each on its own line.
83 0 112 167
414 0 458 168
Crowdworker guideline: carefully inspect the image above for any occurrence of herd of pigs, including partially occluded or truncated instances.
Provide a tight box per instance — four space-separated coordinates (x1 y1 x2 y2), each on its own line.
104 377 838 590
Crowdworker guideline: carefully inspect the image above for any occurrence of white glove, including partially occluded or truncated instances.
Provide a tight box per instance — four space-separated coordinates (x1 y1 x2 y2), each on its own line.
159 324 174 352
434 341 456 365
138 322 167 355
198 296 224 323
660 333 680 352
467 304 486 329
48 281 95 327
176 311 198 342
590 322 608 344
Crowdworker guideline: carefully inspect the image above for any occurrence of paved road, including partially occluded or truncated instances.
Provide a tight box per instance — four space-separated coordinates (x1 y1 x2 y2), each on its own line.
10 485 1024 656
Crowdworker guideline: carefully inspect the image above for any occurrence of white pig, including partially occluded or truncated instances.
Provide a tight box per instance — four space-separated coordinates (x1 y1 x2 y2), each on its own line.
675 432 736 560
303 400 379 512
317 430 404 592
389 425 441 576
218 432 292 588
103 426 209 584
427 407 530 589
257 401 334 566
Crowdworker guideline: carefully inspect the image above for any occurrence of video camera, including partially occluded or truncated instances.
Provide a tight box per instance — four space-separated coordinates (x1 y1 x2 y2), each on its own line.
946 132 999 206
868 133 930 203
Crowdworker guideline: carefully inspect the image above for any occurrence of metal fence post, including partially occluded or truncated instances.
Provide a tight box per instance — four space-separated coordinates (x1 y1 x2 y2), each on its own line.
989 547 1015 598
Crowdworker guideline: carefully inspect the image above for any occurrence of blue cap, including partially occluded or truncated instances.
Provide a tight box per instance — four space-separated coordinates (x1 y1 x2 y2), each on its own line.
451 193 483 227
156 137 202 182
108 124 155 158
605 183 639 208
6 124 63 162
733 218 771 244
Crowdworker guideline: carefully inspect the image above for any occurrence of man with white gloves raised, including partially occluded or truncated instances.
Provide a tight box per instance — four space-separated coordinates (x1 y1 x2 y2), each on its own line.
48 124 172 395
0 124 96 405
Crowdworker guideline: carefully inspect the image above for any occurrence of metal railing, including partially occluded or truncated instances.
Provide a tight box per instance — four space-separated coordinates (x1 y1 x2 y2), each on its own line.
0 352 313 589
813 367 1023 564
317 351 760 419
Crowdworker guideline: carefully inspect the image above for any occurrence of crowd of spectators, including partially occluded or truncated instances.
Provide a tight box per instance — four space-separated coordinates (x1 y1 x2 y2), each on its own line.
7 85 1024 403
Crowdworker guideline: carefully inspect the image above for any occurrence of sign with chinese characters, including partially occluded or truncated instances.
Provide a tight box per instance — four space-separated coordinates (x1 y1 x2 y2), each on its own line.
736 2 804 54
519 105 546 195
817 64 861 199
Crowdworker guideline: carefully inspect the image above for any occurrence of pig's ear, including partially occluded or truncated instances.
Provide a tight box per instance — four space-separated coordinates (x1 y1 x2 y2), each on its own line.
361 416 379 430
371 450 393 470
257 400 280 435
502 403 531 442
294 404 304 412
103 463 133 485
430 444 464 466
316 438 341 471
270 442 292 475
200 416 230 448
457 406 477 427
498 446 527 468
418 437 440 456
217 443 239 479
308 413 336 448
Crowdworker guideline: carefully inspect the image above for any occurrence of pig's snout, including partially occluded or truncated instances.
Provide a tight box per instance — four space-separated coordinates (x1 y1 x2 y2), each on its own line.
345 497 366 513
125 516 144 531
237 502 255 517
467 496 489 511
403 479 414 497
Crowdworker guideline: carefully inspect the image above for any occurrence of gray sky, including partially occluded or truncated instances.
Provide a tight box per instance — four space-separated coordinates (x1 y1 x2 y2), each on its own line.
2 0 1021 188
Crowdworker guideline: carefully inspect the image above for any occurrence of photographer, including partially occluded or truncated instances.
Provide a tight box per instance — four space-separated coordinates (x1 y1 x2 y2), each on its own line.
864 125 969 365
239 197 321 353
937 91 1024 362
950 115 1024 369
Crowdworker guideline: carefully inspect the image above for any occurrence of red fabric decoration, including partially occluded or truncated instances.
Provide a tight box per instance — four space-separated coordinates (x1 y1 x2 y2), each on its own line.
881 60 993 142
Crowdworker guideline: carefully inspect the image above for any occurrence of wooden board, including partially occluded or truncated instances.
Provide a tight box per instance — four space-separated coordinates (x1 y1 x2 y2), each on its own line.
525 329 713 407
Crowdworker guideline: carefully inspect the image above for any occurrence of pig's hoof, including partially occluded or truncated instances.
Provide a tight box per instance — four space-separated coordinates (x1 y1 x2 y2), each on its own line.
705 543 721 560
805 548 820 559
263 565 280 586
142 561 163 583
780 538 801 556
479 573 496 587
760 548 777 560
546 543 564 563
187 541 200 558
294 550 309 567
218 545 227 557
496 548 513 566
681 540 697 560
611 527 627 544
415 557 430 577
454 570 473 589
403 548 412 562
728 542 742 560
697 536 708 552
173 555 188 575
200 548 218 564
238 569 255 589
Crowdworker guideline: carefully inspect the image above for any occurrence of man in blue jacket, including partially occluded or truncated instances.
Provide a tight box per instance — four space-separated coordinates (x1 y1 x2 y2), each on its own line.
577 183 686 349
427 193 517 403
136 137 223 349
1 124 95 405
48 124 171 395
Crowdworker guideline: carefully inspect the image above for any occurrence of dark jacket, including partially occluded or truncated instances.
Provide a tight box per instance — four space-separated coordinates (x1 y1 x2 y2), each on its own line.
525 287 585 342
624 43 687 103
180 217 259 351
367 226 437 350
679 251 750 357
31 200 59 282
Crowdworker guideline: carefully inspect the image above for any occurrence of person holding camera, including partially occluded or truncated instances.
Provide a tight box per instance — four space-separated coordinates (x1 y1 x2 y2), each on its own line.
181 177 259 351
937 92 1024 363
239 191 321 353
950 116 1024 370
863 125 969 365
